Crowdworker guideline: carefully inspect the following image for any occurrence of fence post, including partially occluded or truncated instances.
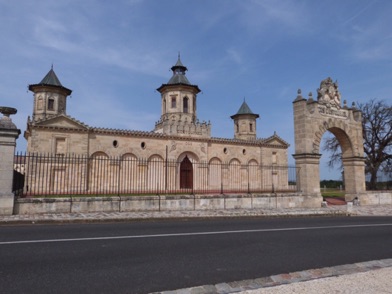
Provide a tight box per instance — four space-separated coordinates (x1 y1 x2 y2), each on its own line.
0 107 21 215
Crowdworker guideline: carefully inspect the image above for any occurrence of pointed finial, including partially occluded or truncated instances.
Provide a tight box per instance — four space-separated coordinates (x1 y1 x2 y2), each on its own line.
51 63 53 70
294 88 304 101
307 92 314 103
178 51 180 60
243 97 246 102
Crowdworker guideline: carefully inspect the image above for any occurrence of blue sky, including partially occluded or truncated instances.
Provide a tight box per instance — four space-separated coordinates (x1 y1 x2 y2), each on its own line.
1 0 391 180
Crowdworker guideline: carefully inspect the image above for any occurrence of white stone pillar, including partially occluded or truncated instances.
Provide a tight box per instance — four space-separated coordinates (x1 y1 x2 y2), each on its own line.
0 107 20 215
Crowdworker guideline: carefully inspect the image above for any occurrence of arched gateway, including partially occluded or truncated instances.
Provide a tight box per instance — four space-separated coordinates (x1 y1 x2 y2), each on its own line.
293 78 366 203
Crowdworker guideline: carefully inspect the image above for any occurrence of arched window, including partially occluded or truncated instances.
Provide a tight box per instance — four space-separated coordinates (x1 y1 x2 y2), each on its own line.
250 123 253 132
183 97 189 113
48 98 55 110
171 96 176 108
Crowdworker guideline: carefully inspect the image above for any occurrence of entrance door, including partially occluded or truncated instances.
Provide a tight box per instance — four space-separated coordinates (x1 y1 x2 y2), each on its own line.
180 156 193 189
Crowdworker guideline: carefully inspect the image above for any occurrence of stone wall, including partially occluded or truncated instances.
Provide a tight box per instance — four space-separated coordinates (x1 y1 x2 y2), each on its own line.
358 192 392 205
14 193 323 214
13 192 392 215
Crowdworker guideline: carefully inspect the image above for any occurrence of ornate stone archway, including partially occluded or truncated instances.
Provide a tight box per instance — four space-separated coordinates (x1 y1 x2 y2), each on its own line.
293 78 366 203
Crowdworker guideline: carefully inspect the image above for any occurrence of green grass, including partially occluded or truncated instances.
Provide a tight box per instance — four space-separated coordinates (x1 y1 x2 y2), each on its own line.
321 190 345 198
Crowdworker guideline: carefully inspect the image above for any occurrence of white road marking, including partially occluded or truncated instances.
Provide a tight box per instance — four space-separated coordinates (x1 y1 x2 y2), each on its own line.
1 223 392 245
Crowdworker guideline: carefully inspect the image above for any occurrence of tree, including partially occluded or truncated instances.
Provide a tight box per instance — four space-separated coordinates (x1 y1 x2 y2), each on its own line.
323 99 392 190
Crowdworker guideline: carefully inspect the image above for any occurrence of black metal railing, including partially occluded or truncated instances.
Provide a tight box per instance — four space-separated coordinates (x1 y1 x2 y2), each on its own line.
13 152 300 197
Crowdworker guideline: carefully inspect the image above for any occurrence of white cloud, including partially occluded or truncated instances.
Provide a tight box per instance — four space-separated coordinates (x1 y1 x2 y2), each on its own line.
342 0 377 26
239 0 312 35
226 48 243 65
336 1 392 62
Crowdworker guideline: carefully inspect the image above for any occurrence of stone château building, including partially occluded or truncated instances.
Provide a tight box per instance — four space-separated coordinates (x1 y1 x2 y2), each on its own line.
23 56 291 195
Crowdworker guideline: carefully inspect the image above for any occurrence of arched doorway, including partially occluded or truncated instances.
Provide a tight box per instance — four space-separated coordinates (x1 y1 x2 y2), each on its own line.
293 78 366 203
180 155 193 189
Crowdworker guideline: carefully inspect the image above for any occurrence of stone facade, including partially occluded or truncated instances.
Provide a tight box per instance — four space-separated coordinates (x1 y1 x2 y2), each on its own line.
23 56 291 195
293 78 366 201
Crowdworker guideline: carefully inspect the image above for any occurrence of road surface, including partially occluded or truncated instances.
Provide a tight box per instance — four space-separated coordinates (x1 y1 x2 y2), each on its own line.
1 216 391 293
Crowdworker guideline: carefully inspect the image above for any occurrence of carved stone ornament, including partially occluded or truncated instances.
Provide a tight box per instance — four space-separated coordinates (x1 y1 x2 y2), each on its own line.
200 143 206 154
317 77 341 109
170 140 176 152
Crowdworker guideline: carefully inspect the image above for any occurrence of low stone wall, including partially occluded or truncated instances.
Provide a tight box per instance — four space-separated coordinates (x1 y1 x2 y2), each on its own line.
13 193 324 215
359 191 392 206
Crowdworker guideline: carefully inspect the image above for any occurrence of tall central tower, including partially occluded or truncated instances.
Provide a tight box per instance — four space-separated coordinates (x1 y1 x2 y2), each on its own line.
154 55 210 138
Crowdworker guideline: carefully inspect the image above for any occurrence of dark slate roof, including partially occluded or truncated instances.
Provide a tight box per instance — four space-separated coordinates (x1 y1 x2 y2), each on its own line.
236 101 254 114
231 101 259 118
28 67 72 95
168 55 190 85
157 55 200 93
40 68 63 86
167 72 191 85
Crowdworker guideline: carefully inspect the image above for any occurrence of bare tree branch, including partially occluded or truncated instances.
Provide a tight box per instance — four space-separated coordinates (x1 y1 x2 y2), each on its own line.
322 99 392 189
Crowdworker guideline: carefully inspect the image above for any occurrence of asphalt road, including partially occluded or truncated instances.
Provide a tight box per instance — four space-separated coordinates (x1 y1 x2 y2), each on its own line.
1 217 392 294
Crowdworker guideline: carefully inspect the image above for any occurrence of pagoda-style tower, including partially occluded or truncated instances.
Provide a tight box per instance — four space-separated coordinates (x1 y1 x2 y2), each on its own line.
231 100 259 140
154 55 210 138
28 67 72 121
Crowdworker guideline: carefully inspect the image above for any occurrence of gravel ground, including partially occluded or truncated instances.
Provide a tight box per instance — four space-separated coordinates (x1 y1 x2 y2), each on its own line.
242 267 392 294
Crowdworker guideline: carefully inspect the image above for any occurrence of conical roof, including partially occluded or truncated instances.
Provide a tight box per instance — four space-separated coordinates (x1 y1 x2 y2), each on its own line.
39 68 63 86
168 54 190 85
29 67 72 95
231 100 259 119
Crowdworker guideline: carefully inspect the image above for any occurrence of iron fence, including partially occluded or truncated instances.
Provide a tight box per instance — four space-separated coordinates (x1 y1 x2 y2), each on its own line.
13 152 300 197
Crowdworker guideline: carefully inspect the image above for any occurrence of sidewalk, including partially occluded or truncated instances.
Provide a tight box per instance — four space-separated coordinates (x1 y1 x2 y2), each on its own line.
243 265 392 294
156 259 392 294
